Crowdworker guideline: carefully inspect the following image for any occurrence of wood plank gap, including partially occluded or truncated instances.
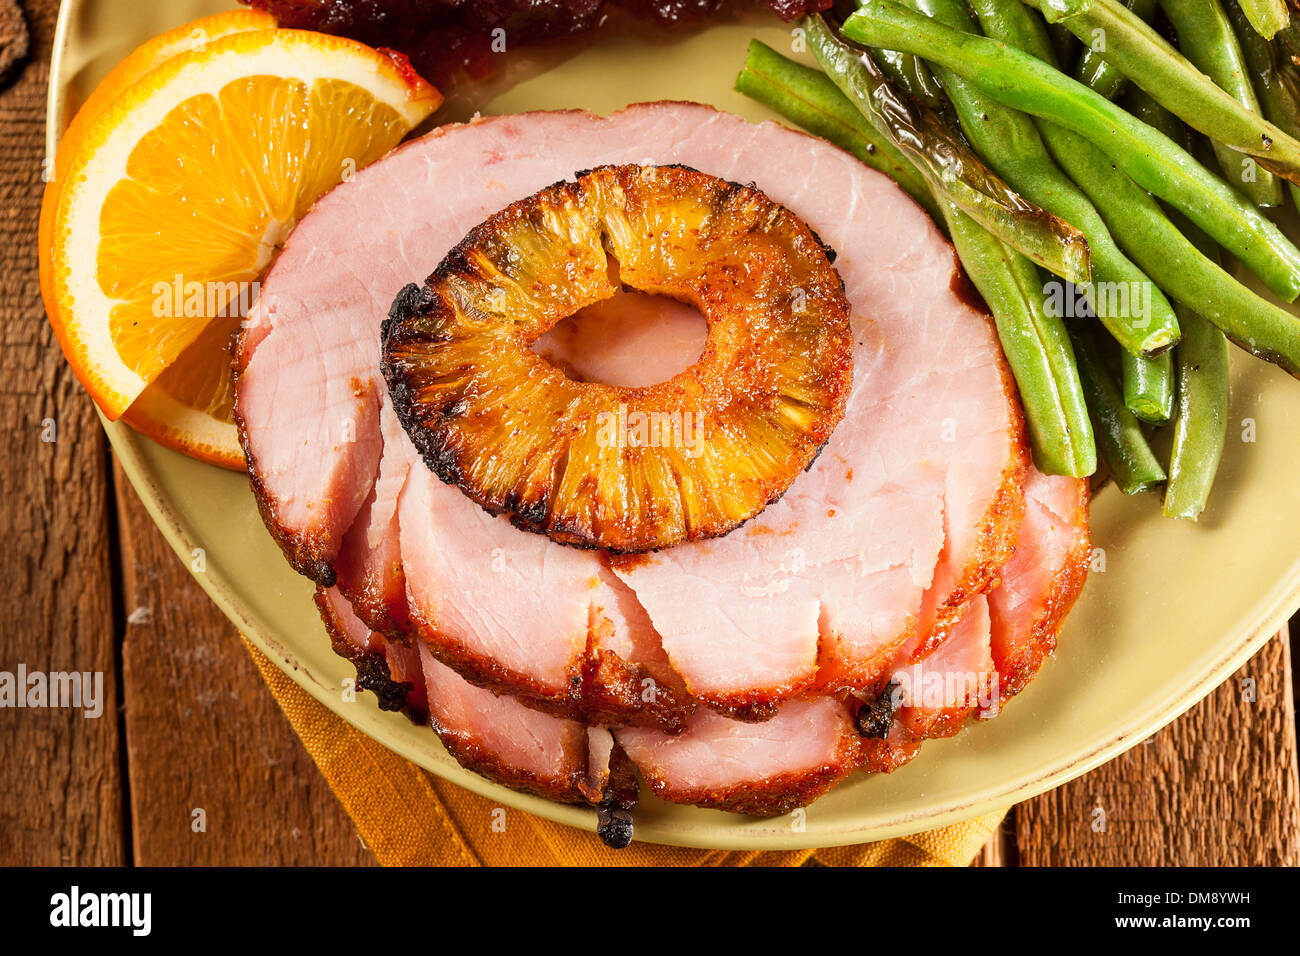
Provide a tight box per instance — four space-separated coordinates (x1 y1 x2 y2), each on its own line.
103 445 135 866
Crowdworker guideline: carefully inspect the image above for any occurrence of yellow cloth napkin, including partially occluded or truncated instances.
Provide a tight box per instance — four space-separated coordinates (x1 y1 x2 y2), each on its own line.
245 639 1005 866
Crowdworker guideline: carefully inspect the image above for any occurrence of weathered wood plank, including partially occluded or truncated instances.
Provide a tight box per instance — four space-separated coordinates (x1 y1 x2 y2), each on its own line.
113 466 376 865
1015 629 1300 866
0 0 126 867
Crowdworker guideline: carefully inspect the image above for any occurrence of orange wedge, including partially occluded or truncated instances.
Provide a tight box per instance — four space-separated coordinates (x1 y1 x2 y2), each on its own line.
39 10 276 308
41 23 441 468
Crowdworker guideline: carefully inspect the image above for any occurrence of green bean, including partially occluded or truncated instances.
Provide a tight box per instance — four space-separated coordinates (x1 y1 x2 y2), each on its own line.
1120 348 1175 421
804 13 1092 285
1164 306 1231 516
1124 76 1191 140
736 31 1096 475
735 41 940 218
1235 0 1290 39
1158 202 1233 518
965 0 1181 414
1158 0 1283 206
1044 119 1300 377
1119 86 1232 508
840 0 1300 301
1018 0 1300 182
1074 0 1158 100
1225 0 1300 211
1071 326 1167 493
945 206 1097 476
889 0 1180 354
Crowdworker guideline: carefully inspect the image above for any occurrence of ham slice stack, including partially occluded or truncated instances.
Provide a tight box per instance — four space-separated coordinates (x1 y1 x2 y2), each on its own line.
235 102 1090 824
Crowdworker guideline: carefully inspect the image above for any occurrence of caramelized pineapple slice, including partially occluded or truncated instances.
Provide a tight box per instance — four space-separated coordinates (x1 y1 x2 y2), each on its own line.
383 164 853 553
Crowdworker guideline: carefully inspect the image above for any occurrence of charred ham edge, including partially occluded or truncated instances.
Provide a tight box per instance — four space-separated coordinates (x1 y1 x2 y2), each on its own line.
583 727 640 849
315 586 426 721
853 678 902 739
318 584 641 820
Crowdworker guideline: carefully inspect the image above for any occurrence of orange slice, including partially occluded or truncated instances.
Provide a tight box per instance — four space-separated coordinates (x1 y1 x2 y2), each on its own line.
39 9 275 324
41 24 441 468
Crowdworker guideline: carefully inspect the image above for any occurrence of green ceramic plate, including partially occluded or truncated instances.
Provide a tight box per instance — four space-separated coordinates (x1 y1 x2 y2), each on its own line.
48 0 1300 850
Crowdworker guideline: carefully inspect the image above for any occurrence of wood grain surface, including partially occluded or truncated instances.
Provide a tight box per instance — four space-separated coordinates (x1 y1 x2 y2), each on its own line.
114 463 376 866
1014 631 1299 866
1 0 1297 867
0 0 125 868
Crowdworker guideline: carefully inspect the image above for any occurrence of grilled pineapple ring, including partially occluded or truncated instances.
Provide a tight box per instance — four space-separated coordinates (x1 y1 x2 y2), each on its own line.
382 164 853 553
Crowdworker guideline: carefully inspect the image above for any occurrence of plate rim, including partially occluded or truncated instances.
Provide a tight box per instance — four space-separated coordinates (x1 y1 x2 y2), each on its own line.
47 0 1295 851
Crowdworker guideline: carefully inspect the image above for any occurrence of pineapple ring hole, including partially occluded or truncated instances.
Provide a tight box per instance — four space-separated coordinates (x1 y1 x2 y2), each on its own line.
530 288 708 389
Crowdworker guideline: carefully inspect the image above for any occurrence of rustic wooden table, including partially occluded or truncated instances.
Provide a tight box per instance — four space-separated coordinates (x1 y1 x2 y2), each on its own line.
2 0 1297 867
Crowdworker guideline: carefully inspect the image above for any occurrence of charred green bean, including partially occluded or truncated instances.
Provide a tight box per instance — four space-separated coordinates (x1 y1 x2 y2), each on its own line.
735 41 939 217
805 12 1092 284
889 0 1179 354
840 0 1300 300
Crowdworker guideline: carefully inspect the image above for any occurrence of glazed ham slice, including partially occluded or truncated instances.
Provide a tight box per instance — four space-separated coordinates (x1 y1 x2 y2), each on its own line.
318 583 613 805
894 593 994 738
862 467 1089 774
316 585 426 717
236 101 1026 721
616 698 861 816
331 396 412 638
988 469 1091 702
417 642 593 803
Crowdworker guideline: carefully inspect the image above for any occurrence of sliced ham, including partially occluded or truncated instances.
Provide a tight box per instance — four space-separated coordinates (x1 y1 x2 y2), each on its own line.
988 470 1091 703
616 697 861 816
314 463 1086 813
319 582 613 805
417 641 593 803
894 593 994 738
235 101 1026 723
331 395 412 637
316 585 426 718
858 467 1089 774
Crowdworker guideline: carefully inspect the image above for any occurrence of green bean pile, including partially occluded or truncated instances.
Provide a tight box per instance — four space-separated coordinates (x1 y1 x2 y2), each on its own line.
735 0 1300 519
